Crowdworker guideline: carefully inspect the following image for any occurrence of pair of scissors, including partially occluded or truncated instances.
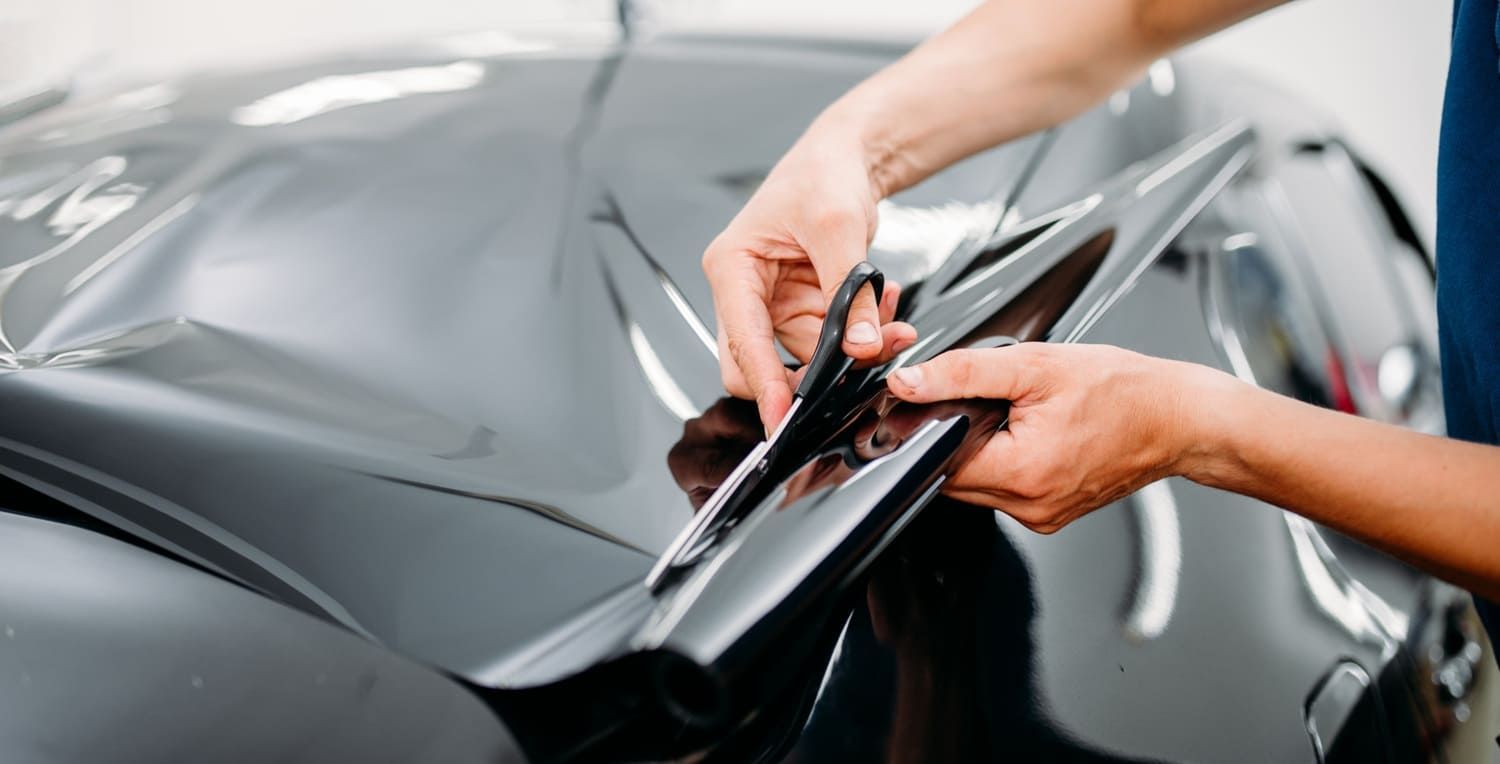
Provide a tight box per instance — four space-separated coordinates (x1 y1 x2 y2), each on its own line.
646 262 886 590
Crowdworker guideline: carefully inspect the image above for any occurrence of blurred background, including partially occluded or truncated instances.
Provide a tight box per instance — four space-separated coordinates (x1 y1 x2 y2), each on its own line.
0 0 1448 243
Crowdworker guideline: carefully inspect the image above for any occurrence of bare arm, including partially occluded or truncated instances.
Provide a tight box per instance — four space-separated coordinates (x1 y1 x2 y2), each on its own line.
704 0 1289 431
829 0 1286 197
1195 377 1500 600
885 345 1500 601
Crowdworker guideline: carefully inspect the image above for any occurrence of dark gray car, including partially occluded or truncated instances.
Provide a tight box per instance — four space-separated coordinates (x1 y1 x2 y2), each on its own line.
0 25 1484 763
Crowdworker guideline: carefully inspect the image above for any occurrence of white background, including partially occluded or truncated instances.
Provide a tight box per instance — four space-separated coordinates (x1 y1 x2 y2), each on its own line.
0 0 1451 242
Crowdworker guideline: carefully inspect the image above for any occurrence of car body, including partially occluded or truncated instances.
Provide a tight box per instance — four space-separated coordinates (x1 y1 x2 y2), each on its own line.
0 23 1486 763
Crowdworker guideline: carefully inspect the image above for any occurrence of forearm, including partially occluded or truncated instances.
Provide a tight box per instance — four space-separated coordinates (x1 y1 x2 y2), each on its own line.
1181 368 1500 600
809 0 1286 197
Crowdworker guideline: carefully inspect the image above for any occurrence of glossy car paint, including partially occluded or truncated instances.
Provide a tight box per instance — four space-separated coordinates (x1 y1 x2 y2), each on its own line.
0 507 523 763
0 29 1480 762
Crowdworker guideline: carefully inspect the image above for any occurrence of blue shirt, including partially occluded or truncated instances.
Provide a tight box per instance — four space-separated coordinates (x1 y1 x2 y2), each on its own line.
1440 0 1500 635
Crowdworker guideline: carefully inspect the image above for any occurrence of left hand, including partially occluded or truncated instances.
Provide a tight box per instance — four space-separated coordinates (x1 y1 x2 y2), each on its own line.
701 123 917 433
885 343 1232 533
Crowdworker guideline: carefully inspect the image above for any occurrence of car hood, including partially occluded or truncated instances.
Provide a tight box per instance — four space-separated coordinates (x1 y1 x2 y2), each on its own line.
0 34 1024 673
0 33 1441 762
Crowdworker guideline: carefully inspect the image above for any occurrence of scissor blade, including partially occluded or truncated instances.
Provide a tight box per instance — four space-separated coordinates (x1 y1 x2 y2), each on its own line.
757 396 803 463
645 397 804 589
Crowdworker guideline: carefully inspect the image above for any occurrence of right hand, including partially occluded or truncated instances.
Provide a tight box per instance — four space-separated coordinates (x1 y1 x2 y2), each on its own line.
703 126 917 433
886 343 1213 533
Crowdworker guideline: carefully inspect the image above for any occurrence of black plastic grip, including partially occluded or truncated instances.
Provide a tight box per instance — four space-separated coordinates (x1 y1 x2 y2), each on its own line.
794 262 884 401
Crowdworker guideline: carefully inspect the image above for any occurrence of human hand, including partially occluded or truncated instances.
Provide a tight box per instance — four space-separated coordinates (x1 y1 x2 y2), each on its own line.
703 123 917 433
886 343 1233 532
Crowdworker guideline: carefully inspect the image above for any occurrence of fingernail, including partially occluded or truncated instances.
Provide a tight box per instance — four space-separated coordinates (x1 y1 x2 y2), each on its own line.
848 321 879 345
893 366 923 389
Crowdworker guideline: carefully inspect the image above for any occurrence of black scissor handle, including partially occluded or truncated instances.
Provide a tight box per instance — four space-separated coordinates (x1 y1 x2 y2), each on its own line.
794 262 885 401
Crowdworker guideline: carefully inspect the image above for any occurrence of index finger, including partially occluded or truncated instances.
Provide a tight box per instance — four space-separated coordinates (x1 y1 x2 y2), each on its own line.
705 255 794 432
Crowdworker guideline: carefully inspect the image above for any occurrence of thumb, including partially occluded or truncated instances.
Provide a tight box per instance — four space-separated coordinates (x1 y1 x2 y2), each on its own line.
886 345 1048 403
804 209 883 360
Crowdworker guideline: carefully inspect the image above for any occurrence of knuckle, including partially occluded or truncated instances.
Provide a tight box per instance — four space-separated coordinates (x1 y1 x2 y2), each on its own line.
720 366 749 397
723 335 759 374
1016 341 1049 359
1025 343 1059 373
701 239 730 269
811 205 854 234
1030 519 1063 536
1013 504 1048 527
1013 501 1061 531
724 333 747 359
946 353 975 392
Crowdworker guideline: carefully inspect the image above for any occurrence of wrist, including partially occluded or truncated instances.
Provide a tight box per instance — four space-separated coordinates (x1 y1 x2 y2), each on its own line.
814 90 917 201
1163 361 1255 489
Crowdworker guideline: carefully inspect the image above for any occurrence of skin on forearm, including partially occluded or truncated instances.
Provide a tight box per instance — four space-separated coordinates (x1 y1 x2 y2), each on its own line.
1183 374 1500 601
811 0 1287 197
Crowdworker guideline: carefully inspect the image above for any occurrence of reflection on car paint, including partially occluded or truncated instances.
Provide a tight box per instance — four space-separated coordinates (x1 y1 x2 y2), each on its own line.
465 124 1265 761
231 61 486 127
1122 479 1181 642
1285 514 1408 650
0 35 1477 762
0 155 150 356
792 502 1157 762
